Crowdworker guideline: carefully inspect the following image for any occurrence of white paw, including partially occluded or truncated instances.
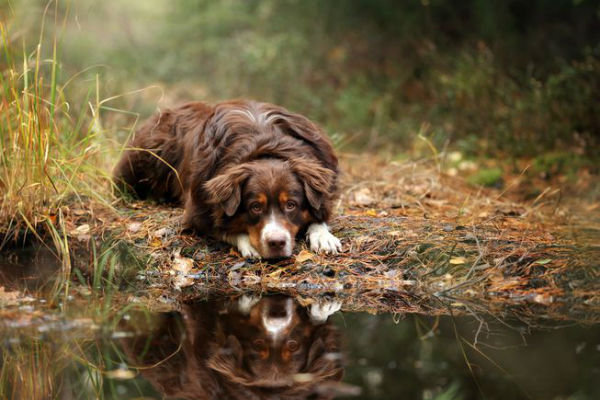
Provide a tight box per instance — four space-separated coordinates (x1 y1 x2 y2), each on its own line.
238 294 260 315
307 223 342 254
309 300 342 324
230 234 261 259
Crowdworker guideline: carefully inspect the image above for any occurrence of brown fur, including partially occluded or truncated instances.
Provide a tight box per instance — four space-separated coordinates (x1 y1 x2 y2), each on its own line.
120 296 343 400
114 100 338 240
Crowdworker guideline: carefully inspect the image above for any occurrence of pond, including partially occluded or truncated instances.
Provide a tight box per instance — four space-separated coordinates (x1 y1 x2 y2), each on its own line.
1 247 599 400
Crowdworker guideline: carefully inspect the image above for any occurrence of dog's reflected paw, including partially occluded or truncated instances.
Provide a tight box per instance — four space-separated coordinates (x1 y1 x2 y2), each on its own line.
310 300 342 323
238 294 261 315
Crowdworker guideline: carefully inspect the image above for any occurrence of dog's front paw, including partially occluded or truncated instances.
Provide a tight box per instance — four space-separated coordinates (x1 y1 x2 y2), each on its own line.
224 234 261 259
310 300 342 324
307 223 342 254
236 235 261 259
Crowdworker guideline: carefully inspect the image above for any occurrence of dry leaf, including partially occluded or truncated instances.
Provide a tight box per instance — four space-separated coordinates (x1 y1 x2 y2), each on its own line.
72 224 90 235
105 368 136 380
296 249 315 263
0 286 20 306
351 187 376 207
172 249 195 290
127 222 142 233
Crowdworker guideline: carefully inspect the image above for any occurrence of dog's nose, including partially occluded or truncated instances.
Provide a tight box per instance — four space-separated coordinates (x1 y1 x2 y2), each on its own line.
268 304 289 318
267 237 286 251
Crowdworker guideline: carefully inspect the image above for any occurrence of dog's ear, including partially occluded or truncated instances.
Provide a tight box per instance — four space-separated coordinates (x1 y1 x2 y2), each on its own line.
207 335 255 385
204 165 251 217
290 159 335 211
304 337 344 383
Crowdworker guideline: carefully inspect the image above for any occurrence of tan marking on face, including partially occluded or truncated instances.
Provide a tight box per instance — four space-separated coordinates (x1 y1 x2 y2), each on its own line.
281 348 291 362
278 191 289 204
259 348 269 360
247 222 265 254
301 209 312 223
257 193 267 206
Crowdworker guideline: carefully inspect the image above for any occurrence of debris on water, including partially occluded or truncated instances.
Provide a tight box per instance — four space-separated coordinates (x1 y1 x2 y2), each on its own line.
171 248 195 290
0 287 21 307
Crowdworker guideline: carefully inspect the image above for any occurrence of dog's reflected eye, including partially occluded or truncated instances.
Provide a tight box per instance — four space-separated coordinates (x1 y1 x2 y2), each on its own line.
286 340 299 352
285 201 297 211
250 202 263 214
252 339 266 350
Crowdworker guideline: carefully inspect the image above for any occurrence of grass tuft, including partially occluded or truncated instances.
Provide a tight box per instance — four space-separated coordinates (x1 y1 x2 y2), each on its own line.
0 13 114 251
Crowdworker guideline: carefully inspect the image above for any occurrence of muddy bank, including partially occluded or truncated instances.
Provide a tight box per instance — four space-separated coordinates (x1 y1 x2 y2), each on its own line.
46 157 599 322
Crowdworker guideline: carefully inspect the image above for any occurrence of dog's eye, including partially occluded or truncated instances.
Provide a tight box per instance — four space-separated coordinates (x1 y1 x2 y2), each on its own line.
286 340 299 352
252 339 266 350
250 202 263 213
285 201 296 211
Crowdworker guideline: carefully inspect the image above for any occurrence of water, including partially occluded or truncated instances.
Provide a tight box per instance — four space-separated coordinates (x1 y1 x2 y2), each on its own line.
1 247 599 399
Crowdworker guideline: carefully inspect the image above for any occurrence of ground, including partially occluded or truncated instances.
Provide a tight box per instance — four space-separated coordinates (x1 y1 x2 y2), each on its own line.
54 155 599 324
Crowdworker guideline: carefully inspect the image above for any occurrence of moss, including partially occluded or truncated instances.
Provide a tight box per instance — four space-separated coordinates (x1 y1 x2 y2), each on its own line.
532 152 589 177
468 167 503 187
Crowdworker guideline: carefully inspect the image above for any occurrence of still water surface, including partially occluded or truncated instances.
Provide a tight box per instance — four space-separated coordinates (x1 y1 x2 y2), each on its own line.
0 247 599 399
1 293 599 399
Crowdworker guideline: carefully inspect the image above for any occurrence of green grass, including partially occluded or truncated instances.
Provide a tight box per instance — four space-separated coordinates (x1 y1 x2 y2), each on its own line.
467 167 504 188
0 14 116 250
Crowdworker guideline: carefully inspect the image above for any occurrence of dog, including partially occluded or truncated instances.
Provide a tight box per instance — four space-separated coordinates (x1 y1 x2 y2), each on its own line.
114 100 342 259
120 295 344 399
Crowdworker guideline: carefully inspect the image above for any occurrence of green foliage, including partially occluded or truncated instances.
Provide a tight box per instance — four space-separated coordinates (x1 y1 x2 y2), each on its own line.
532 152 593 178
467 167 503 187
12 0 596 156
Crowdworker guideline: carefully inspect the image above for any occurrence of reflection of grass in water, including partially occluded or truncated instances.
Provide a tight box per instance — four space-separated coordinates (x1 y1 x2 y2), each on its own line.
0 295 157 399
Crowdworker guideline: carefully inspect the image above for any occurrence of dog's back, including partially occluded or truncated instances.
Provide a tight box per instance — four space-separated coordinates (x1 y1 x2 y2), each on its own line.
113 102 212 202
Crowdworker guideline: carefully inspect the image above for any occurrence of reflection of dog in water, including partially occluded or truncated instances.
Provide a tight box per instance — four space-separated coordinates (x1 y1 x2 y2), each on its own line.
121 295 344 399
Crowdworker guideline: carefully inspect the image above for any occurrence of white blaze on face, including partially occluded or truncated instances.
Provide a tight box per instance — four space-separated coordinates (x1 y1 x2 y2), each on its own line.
261 297 293 343
260 211 292 256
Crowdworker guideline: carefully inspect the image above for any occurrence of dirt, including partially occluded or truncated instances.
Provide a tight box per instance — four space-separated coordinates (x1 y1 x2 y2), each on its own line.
52 156 600 323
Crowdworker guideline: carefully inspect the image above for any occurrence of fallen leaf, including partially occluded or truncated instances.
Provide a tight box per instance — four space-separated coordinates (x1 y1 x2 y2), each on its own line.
127 222 142 233
72 224 90 235
105 368 136 380
351 187 376 207
534 258 552 265
533 293 554 305
296 249 315 263
171 249 195 290
0 286 20 306
149 237 163 248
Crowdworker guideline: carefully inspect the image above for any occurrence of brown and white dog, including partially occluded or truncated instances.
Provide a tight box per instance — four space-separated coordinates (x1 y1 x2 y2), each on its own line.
120 296 344 400
114 100 341 259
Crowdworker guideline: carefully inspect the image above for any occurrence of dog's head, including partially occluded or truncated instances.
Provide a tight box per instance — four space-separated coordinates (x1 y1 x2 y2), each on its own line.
204 158 335 258
208 296 342 389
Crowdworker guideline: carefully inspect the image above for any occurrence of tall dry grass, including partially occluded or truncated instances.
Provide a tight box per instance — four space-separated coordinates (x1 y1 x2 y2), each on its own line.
0 10 114 251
